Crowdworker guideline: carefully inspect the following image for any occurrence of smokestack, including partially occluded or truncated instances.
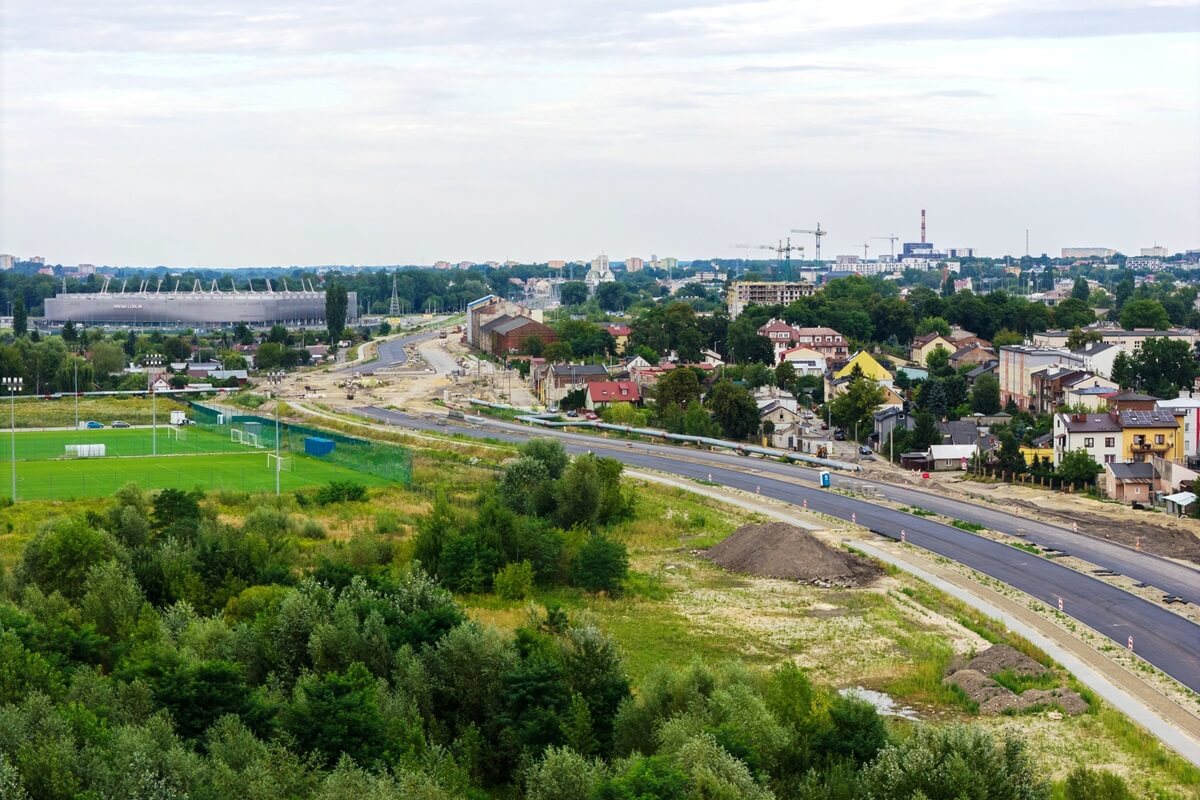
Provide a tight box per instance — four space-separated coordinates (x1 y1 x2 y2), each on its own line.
921 209 926 244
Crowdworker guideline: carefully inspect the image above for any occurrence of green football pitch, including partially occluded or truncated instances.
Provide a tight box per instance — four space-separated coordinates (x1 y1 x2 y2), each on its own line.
0 427 390 500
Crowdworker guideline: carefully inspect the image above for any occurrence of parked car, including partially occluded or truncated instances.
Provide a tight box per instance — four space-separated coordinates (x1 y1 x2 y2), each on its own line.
833 429 846 441
566 410 578 418
111 421 131 428
85 421 104 429
584 411 599 421
858 445 872 455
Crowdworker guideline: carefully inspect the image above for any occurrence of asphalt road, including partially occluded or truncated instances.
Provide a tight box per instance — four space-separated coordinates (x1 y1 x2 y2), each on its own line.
338 331 438 375
359 406 1200 694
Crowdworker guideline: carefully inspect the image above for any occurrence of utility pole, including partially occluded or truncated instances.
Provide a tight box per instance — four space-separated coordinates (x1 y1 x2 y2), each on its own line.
267 370 285 496
145 354 163 455
2 376 21 502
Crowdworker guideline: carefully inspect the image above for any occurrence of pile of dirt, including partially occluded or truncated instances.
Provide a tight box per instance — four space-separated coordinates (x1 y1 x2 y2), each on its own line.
702 522 882 587
943 645 1087 716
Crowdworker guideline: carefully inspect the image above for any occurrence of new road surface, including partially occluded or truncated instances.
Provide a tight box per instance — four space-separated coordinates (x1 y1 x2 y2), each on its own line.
338 331 438 375
358 407 1200 694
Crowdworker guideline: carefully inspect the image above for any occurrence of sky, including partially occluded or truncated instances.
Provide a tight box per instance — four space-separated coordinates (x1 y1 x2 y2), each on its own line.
1 0 1198 268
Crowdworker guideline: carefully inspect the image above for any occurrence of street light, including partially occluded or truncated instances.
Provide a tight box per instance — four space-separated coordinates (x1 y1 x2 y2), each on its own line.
2 376 21 502
266 370 285 496
144 355 163 455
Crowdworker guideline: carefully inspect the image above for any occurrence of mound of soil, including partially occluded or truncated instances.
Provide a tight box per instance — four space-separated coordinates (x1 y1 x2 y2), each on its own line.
944 645 1086 716
961 645 1048 678
702 522 882 587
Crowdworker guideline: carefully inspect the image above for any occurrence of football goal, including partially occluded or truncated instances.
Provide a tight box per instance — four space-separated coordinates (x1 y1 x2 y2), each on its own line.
167 427 188 442
231 429 262 448
267 453 293 472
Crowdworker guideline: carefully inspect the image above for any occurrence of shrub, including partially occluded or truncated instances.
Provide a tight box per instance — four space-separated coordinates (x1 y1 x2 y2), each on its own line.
1064 766 1133 800
570 535 628 594
20 517 123 601
315 481 368 506
373 510 401 535
298 519 327 540
494 560 535 601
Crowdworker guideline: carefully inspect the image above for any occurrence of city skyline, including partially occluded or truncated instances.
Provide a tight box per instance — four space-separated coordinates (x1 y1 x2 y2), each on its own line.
2 0 1198 267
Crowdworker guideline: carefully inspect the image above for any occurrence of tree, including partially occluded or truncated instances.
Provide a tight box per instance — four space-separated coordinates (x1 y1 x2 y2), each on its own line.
992 329 1024 347
61 319 77 344
915 316 951 338
774 361 796 392
12 298 27 337
860 725 1049 800
1119 299 1170 330
1071 276 1090 302
1110 351 1136 389
325 283 349 343
20 517 122 600
726 317 773 364
705 380 759 440
1052 298 1095 330
654 367 702 413
924 345 952 376
1057 449 1102 485
909 411 941 451
285 662 387 767
1065 327 1102 350
522 438 569 479
828 375 886 441
594 282 629 312
543 341 574 363
1131 336 1198 397
560 281 589 307
570 535 629 593
90 340 126 379
970 373 1001 415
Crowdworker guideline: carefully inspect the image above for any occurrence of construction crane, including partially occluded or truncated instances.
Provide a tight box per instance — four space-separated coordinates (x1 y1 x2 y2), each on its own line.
731 237 804 274
871 234 899 258
791 223 827 261
861 242 870 260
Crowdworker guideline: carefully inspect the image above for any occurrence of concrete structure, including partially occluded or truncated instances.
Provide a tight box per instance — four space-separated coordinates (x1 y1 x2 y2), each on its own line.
757 320 847 363
1031 327 1199 355
1141 246 1169 258
466 295 544 350
1061 247 1117 259
547 260 566 270
0 255 14 270
585 256 615 290
625 257 644 273
481 315 558 355
727 281 818 319
41 284 356 330
1029 368 1117 414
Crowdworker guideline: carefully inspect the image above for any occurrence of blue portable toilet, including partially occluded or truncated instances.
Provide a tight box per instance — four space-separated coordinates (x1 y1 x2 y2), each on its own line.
819 470 831 488
305 436 335 457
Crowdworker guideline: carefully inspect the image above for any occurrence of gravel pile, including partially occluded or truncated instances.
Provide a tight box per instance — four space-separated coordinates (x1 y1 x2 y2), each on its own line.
943 645 1087 716
702 522 882 587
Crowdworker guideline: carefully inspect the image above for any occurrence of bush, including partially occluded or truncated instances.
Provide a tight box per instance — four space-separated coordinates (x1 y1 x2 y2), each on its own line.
298 519 327 540
373 510 401 535
1064 766 1133 800
315 481 368 506
493 560 535 600
20 517 123 601
570 535 628 594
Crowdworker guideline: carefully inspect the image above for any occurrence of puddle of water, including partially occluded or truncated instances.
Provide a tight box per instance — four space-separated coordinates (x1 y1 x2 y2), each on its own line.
838 686 920 720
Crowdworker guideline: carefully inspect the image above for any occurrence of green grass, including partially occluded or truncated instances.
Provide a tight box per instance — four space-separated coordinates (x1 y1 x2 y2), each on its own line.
0 425 265 461
951 519 986 532
1008 541 1041 555
6 451 389 500
993 668 1058 694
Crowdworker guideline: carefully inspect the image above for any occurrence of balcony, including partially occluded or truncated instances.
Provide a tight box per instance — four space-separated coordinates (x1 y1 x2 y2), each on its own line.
1130 441 1171 453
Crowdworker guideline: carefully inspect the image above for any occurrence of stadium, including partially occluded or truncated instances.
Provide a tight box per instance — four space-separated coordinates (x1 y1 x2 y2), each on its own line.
39 282 358 330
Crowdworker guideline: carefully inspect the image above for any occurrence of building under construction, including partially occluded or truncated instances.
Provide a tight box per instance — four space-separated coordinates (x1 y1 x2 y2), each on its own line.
39 277 357 330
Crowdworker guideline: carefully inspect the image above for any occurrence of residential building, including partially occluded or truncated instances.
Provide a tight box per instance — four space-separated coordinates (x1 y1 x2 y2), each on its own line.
1063 384 1116 411
1031 327 1200 354
535 363 611 405
658 257 678 272
964 360 998 387
872 407 912 453
547 260 566 270
928 444 977 471
0 255 14 271
599 322 631 353
948 343 995 370
1061 247 1116 259
1106 391 1160 412
778 345 827 376
910 333 955 365
1053 412 1122 467
757 320 847 362
585 256 615 290
754 386 799 414
625 257 644 273
1141 246 1169 258
433 260 452 270
1104 462 1156 503
826 350 894 400
998 345 1084 410
466 295 544 349
727 281 818 319
585 380 640 410
1157 396 1200 464
74 263 97 276
1029 368 1117 415
1125 256 1163 270
1117 408 1183 463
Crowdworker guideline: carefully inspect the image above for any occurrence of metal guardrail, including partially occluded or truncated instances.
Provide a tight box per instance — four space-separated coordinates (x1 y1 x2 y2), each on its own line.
465 397 861 472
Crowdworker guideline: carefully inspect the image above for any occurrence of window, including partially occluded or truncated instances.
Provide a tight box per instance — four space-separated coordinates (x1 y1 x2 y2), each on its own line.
1104 454 1115 463
1083 437 1094 447
1155 434 1164 444
1105 437 1115 447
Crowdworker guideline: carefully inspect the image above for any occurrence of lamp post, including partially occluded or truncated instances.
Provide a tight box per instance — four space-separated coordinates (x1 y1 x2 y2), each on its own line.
145 355 163 455
73 350 79 430
266 370 285 496
2 376 21 502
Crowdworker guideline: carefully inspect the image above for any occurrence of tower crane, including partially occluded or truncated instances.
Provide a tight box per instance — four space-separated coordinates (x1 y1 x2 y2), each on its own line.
871 234 899 258
791 223 827 261
731 237 804 274
861 242 870 260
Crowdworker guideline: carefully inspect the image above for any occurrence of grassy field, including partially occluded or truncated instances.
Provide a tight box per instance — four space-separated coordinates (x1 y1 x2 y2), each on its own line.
4 396 192 428
0 425 390 500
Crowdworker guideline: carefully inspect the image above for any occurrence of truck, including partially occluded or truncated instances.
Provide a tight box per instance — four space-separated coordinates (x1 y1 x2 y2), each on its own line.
170 410 191 426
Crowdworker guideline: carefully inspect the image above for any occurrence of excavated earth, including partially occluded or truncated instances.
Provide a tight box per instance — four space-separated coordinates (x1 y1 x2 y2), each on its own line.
702 522 883 588
943 645 1088 715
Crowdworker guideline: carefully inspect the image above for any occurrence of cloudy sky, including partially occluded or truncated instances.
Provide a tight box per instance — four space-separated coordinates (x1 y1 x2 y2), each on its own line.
1 0 1198 267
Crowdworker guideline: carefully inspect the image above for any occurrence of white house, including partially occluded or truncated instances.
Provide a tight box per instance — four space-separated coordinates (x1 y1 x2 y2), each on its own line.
779 345 827 376
1052 411 1122 467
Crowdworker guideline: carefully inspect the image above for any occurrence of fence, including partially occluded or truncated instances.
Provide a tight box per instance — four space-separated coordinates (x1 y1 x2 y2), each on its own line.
190 402 413 487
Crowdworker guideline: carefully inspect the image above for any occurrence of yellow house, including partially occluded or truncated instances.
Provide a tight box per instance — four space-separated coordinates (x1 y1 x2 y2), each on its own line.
1116 408 1185 463
826 350 894 399
1020 444 1054 466
833 350 892 382
910 334 955 365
